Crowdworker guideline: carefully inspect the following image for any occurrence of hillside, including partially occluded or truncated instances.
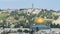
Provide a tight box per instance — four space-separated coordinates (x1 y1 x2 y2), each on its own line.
0 8 60 28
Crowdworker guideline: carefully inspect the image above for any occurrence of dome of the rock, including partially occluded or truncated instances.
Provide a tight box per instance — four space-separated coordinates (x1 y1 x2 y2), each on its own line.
35 17 44 23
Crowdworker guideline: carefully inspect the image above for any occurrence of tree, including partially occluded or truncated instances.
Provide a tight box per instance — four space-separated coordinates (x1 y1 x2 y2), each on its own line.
2 20 7 28
30 30 34 34
14 14 19 20
50 23 57 28
23 30 29 33
17 29 22 32
46 21 52 24
54 16 59 20
1 31 9 34
14 23 20 28
56 24 60 28
50 23 54 28
36 27 39 31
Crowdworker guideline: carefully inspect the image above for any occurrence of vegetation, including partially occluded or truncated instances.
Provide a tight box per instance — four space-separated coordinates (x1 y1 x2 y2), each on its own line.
0 13 9 20
23 30 30 33
50 23 60 28
1 31 9 34
17 29 22 32
0 9 60 28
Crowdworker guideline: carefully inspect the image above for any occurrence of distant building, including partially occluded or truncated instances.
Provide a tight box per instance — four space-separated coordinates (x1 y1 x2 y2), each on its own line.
30 24 51 31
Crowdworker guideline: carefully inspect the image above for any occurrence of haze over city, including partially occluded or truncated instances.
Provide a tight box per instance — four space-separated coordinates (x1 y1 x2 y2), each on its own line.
0 0 60 10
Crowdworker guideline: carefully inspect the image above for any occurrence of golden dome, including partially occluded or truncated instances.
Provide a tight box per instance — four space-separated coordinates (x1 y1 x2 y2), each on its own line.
35 17 44 23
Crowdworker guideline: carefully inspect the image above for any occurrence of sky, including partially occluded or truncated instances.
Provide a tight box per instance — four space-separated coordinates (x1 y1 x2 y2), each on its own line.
0 0 60 10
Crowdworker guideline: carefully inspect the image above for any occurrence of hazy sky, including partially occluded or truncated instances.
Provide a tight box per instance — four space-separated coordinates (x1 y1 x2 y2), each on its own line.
0 0 60 10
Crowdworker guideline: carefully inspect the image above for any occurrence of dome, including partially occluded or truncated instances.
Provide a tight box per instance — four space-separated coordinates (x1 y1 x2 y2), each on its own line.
35 17 45 23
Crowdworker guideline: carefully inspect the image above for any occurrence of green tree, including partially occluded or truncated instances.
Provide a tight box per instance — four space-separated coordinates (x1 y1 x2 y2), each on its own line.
17 29 22 32
56 24 60 28
54 16 59 20
23 30 29 33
